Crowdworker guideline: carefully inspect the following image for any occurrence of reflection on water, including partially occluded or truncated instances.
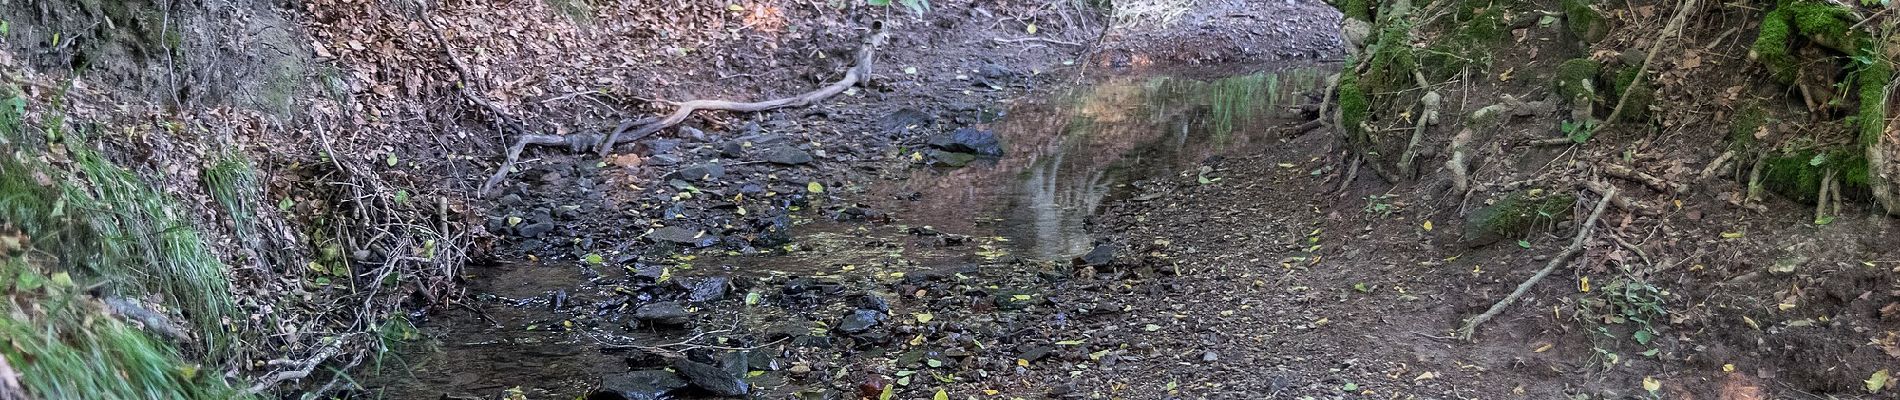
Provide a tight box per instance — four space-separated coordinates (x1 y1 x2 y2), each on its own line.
883 67 1327 260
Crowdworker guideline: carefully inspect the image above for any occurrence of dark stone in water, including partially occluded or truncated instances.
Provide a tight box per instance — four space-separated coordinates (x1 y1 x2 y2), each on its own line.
589 370 687 400
677 163 726 181
926 128 1003 156
673 359 749 397
678 275 731 302
837 309 884 334
623 348 670 369
758 143 813 165
1075 244 1116 266
650 226 714 247
634 301 691 325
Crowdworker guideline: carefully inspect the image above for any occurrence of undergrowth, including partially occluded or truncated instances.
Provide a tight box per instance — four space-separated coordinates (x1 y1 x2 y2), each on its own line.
0 88 247 398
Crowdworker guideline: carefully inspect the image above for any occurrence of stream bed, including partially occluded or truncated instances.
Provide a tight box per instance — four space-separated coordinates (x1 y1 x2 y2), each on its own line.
369 66 1327 399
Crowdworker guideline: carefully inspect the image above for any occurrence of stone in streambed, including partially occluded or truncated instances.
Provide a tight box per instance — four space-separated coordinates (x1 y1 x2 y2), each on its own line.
633 301 691 325
758 144 813 165
836 309 884 334
588 370 687 400
673 359 749 397
926 127 1003 156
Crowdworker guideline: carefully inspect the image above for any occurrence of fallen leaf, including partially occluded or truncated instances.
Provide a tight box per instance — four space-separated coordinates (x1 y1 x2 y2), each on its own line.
1870 369 1891 393
914 312 933 324
1643 376 1662 393
1422 220 1433 231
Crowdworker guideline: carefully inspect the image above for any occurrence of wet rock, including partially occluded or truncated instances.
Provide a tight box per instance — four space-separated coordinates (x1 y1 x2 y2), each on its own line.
837 309 884 334
759 144 813 165
678 275 731 302
879 108 935 134
647 154 681 166
589 370 687 400
650 226 714 247
673 359 748 397
1075 243 1116 266
925 149 978 167
719 141 746 158
634 301 691 325
677 163 726 181
926 128 1003 156
992 288 1041 311
1018 345 1054 363
623 348 670 369
516 221 554 238
856 294 890 313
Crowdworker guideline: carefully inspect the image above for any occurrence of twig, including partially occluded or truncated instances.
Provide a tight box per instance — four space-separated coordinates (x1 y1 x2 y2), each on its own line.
1600 163 1686 194
477 23 890 197
244 338 348 395
1336 154 1363 195
1458 187 1616 340
1598 0 1698 132
991 36 1085 47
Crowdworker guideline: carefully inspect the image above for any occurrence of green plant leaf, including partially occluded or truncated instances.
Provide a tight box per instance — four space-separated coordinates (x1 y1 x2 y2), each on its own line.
1517 240 1532 249
867 0 891 5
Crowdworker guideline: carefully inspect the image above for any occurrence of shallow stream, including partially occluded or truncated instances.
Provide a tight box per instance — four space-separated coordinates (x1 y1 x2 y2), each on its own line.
370 66 1327 399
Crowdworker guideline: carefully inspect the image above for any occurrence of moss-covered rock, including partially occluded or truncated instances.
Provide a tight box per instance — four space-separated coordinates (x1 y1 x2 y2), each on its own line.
1761 148 1869 203
1750 7 1798 83
1555 58 1602 103
1563 0 1608 43
1608 66 1655 122
1422 0 1511 77
1461 189 1577 247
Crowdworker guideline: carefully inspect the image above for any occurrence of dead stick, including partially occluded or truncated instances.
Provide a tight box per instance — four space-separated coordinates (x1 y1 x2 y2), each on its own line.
1457 187 1616 341
593 24 889 156
1598 0 1697 132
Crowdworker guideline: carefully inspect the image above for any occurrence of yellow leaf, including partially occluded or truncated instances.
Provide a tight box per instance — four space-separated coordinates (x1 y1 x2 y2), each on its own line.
1026 24 1038 34
1721 231 1744 239
728 4 745 11
1413 371 1437 381
1642 376 1661 393
1422 220 1434 231
1533 343 1553 353
807 181 825 193
1579 276 1591 292
1722 363 1736 373
1016 358 1029 367
914 312 934 324
934 389 949 400
1870 369 1891 393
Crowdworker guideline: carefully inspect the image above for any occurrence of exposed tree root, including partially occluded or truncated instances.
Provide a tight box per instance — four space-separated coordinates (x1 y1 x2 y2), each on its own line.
1458 187 1615 341
1583 180 1658 216
1600 163 1686 194
242 338 348 395
1446 127 1476 193
1337 154 1363 194
1697 149 1736 182
473 24 889 197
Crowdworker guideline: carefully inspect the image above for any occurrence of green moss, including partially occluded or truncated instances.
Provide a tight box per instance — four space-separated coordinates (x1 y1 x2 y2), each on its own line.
1563 0 1607 43
1786 1 1855 47
1751 7 1797 83
1420 0 1511 77
1461 189 1577 246
1857 58 1892 147
1339 72 1371 144
1761 147 1869 203
1338 0 1374 21
1555 58 1602 103
1730 101 1768 150
1609 66 1655 122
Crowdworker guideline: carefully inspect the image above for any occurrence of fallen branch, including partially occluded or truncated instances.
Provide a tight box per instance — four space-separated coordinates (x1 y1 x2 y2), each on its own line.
1696 149 1736 182
1458 187 1616 341
1598 0 1698 132
1582 180 1658 216
1601 163 1686 194
475 24 889 197
244 339 346 395
992 36 1085 47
